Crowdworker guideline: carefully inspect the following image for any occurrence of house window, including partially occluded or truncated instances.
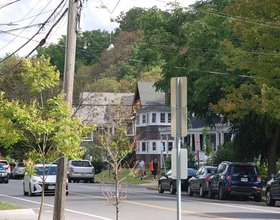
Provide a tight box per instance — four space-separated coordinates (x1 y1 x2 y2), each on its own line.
152 113 157 123
146 113 149 124
141 142 146 152
142 114 146 124
160 113 166 123
168 113 171 123
168 142 173 151
152 142 157 151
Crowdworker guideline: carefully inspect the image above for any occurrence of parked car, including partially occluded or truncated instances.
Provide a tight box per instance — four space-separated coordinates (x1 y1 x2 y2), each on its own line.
23 164 68 196
188 166 217 197
11 162 25 179
0 163 9 183
266 170 280 206
208 161 262 201
0 160 11 176
158 168 197 194
68 160 95 183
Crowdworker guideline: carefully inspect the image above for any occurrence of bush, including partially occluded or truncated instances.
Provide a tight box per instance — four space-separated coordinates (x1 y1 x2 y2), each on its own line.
213 142 235 165
91 159 104 174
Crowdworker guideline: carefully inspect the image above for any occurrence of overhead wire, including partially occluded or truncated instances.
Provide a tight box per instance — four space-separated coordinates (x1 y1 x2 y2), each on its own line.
0 8 68 77
0 0 66 64
0 0 20 10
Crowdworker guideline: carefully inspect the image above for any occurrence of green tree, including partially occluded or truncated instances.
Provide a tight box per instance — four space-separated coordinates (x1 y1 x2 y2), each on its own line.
213 0 280 177
0 57 89 219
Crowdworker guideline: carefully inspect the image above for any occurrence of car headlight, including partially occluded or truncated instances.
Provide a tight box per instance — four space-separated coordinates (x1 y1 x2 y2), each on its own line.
31 178 42 184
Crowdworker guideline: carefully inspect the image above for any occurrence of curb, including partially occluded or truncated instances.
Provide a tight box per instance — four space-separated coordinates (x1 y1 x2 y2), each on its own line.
0 208 37 220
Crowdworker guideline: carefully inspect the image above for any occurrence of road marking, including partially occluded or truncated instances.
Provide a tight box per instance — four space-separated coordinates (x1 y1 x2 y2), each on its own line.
72 192 238 220
204 201 280 214
0 194 112 220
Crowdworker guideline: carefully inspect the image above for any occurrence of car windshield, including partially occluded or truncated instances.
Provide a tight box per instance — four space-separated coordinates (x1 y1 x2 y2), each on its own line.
71 161 91 167
188 169 197 176
207 167 216 173
0 161 8 165
0 164 5 170
230 165 257 175
36 166 57 175
17 162 25 167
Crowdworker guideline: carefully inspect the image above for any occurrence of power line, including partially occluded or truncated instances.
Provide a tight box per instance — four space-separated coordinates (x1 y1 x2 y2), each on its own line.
0 0 20 10
0 7 68 77
0 0 66 64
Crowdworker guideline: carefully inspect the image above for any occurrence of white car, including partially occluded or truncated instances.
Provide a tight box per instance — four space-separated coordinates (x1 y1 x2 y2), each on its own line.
23 164 68 196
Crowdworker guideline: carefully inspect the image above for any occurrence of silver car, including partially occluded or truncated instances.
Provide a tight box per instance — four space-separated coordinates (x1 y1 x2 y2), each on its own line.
12 162 25 179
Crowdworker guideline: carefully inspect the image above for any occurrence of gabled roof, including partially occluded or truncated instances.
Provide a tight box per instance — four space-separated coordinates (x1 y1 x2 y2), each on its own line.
75 92 134 125
134 82 166 105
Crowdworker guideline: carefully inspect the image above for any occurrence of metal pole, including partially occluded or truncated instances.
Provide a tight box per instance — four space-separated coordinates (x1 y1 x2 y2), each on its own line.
176 78 182 220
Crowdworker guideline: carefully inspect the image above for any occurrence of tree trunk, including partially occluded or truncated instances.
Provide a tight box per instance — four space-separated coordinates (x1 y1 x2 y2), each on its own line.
267 125 280 179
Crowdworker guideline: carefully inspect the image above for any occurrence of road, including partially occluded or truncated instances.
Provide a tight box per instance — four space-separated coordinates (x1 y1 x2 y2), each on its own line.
0 179 280 220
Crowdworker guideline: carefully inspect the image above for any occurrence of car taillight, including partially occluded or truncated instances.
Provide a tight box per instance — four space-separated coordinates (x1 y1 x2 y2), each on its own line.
257 175 261 182
205 175 210 182
225 174 232 180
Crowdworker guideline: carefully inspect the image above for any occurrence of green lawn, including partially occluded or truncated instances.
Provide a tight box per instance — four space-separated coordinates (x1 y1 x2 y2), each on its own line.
95 168 154 185
0 202 23 210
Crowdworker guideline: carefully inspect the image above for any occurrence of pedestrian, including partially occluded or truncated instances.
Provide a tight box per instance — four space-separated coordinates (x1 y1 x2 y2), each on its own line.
137 158 145 180
149 157 160 181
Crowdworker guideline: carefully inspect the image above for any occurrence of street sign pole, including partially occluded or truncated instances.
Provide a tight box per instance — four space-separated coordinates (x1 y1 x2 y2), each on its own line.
171 77 187 220
176 78 182 220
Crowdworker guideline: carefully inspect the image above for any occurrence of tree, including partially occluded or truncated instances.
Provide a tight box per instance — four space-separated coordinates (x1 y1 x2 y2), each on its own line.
0 57 88 219
213 0 280 177
37 30 111 75
95 102 135 220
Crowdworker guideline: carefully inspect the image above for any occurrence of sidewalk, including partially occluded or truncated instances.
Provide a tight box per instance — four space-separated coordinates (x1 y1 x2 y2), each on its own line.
0 209 37 220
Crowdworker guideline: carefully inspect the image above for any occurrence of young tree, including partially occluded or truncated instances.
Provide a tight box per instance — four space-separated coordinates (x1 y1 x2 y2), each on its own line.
95 102 135 220
0 57 89 219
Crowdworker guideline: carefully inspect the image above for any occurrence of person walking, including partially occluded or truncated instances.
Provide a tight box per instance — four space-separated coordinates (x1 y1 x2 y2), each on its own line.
138 158 145 180
149 157 160 181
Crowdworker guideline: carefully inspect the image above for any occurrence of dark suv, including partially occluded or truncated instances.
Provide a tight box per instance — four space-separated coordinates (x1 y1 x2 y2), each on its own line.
266 170 280 206
208 161 262 201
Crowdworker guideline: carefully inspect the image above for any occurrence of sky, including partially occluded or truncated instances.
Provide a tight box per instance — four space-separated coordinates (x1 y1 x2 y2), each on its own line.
0 0 197 58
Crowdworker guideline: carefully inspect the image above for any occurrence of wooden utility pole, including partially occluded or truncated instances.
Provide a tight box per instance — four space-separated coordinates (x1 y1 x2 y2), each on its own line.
53 0 78 219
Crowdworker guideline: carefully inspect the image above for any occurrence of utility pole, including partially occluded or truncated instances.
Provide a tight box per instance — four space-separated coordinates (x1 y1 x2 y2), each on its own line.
53 0 79 219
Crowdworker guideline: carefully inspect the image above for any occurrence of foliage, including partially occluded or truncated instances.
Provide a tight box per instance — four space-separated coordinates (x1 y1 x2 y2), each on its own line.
0 57 89 219
212 142 235 165
91 159 105 174
212 0 280 177
0 202 23 210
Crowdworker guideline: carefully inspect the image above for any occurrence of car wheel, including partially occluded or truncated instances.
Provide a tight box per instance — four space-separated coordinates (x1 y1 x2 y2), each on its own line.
187 184 193 196
255 194 262 202
68 176 72 183
218 185 226 200
29 184 35 196
23 183 28 196
170 182 176 194
208 185 215 199
158 182 164 193
199 185 206 198
266 189 276 206
66 191 69 196
5 180 8 184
